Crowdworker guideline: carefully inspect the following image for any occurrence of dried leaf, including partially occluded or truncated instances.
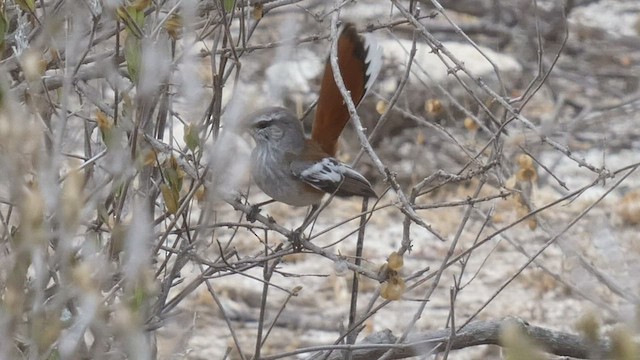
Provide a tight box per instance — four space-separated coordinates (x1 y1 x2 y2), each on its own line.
252 3 263 20
131 0 150 11
142 149 158 167
195 185 206 202
165 13 182 40
160 183 179 214
62 169 84 230
96 110 114 144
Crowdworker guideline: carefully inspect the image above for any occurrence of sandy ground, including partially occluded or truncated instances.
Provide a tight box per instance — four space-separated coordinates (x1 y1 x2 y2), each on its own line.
155 147 640 359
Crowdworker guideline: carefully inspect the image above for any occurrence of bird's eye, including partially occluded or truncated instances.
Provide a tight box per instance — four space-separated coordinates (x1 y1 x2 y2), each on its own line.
255 120 270 129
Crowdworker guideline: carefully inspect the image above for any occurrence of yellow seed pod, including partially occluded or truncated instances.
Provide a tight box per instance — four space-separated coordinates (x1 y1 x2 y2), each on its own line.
195 185 207 202
376 100 388 115
610 326 636 360
415 131 426 146
516 167 537 183
62 169 84 230
380 275 405 301
517 154 534 168
22 184 44 228
516 154 537 183
425 99 443 116
463 117 479 131
22 49 46 81
252 3 263 20
500 320 545 359
620 55 632 67
492 212 505 224
387 252 403 271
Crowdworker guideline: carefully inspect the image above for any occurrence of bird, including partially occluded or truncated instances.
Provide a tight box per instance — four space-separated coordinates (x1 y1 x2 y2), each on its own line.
244 22 382 211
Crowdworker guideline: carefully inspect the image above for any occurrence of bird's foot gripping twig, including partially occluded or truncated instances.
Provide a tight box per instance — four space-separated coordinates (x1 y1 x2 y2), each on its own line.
246 205 261 223
290 204 320 252
290 227 305 252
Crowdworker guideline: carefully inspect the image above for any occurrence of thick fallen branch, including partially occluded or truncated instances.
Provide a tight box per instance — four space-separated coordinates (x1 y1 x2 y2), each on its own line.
316 317 610 360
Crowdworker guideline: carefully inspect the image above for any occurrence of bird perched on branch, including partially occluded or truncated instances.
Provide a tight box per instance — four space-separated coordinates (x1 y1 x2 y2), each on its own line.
244 22 382 210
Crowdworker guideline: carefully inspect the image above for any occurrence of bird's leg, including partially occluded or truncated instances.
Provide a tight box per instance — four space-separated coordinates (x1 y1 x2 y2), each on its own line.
247 199 276 223
290 229 303 252
300 203 320 231
291 204 320 251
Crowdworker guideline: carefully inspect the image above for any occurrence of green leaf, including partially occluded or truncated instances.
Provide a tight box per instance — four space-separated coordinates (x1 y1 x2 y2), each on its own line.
131 285 146 310
183 123 199 152
47 349 61 360
117 6 145 38
163 157 184 194
16 0 35 13
223 0 234 13
124 35 141 84
0 11 7 52
131 7 145 27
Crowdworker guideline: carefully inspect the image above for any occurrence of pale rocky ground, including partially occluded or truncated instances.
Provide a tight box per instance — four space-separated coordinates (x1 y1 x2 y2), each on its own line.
157 1 640 359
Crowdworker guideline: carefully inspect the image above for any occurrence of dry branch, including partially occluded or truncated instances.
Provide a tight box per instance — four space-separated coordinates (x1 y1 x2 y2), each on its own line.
318 317 609 360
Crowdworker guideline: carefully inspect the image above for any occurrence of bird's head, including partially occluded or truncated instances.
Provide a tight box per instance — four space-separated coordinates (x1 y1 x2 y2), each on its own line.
242 107 305 150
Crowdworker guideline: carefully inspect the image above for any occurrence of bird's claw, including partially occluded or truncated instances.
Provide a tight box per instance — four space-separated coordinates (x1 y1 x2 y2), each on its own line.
246 205 261 223
290 228 305 252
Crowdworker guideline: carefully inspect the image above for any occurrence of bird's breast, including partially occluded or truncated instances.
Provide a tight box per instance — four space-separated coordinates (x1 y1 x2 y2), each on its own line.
250 146 323 206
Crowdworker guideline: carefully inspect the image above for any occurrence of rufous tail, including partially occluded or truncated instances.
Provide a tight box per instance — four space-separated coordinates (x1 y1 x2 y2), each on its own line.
311 23 382 157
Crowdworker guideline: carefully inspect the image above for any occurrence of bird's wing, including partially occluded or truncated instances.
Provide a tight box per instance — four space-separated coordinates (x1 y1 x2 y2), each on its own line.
291 157 377 198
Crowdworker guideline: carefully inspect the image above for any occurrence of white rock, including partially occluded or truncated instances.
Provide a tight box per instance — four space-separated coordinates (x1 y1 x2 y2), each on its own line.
570 0 640 38
381 39 522 86
264 48 324 102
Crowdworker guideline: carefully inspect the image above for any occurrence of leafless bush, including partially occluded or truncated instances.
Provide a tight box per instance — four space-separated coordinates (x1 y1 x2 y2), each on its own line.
0 0 639 359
